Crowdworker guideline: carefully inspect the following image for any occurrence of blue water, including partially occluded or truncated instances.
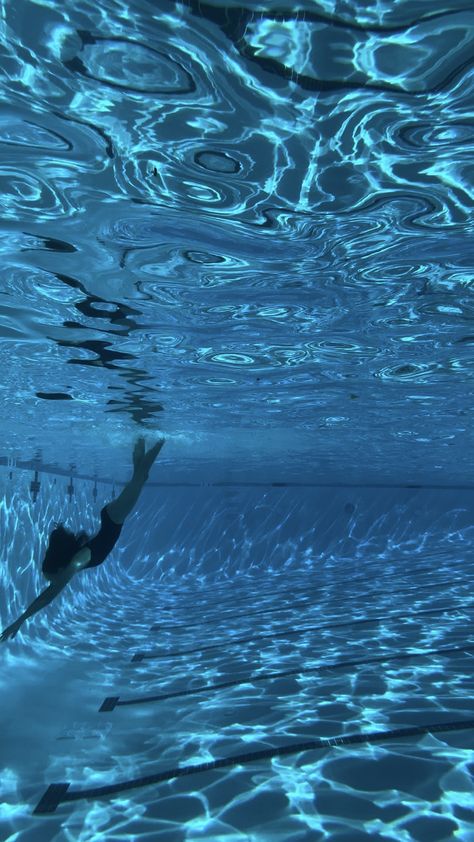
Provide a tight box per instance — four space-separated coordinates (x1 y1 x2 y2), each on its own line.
1 0 474 839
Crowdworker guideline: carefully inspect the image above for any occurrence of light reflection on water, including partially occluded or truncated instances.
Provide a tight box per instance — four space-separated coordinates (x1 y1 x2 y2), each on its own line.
0 0 473 838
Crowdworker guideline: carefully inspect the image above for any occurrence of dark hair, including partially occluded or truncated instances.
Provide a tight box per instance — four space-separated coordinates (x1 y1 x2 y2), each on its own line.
42 524 90 579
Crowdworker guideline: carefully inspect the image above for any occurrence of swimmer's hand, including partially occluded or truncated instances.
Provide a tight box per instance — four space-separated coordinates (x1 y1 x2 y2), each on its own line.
0 619 23 642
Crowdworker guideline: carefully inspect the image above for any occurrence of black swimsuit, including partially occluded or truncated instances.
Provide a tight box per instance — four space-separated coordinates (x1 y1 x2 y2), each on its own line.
83 506 123 568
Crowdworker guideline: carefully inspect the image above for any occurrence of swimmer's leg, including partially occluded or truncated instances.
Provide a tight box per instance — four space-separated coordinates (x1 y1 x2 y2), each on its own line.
106 436 165 525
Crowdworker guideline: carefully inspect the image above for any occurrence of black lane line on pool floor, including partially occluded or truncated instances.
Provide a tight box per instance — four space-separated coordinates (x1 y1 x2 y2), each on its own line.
99 641 474 712
150 570 474 629
151 574 474 632
33 717 474 815
160 550 474 605
132 602 474 661
157 558 474 615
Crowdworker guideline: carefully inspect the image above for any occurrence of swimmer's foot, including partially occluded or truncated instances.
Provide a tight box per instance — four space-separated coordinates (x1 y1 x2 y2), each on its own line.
143 438 165 473
133 436 146 471
133 436 165 480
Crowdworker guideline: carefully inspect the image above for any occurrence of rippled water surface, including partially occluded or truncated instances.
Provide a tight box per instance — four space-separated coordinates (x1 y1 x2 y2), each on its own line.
1 0 473 483
1 3 474 840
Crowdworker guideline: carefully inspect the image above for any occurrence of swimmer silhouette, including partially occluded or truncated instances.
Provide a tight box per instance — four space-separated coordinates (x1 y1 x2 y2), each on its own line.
0 436 164 642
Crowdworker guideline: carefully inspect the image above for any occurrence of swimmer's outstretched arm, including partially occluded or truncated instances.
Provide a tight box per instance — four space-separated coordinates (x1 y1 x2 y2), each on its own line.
1 542 101 641
0 575 70 641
